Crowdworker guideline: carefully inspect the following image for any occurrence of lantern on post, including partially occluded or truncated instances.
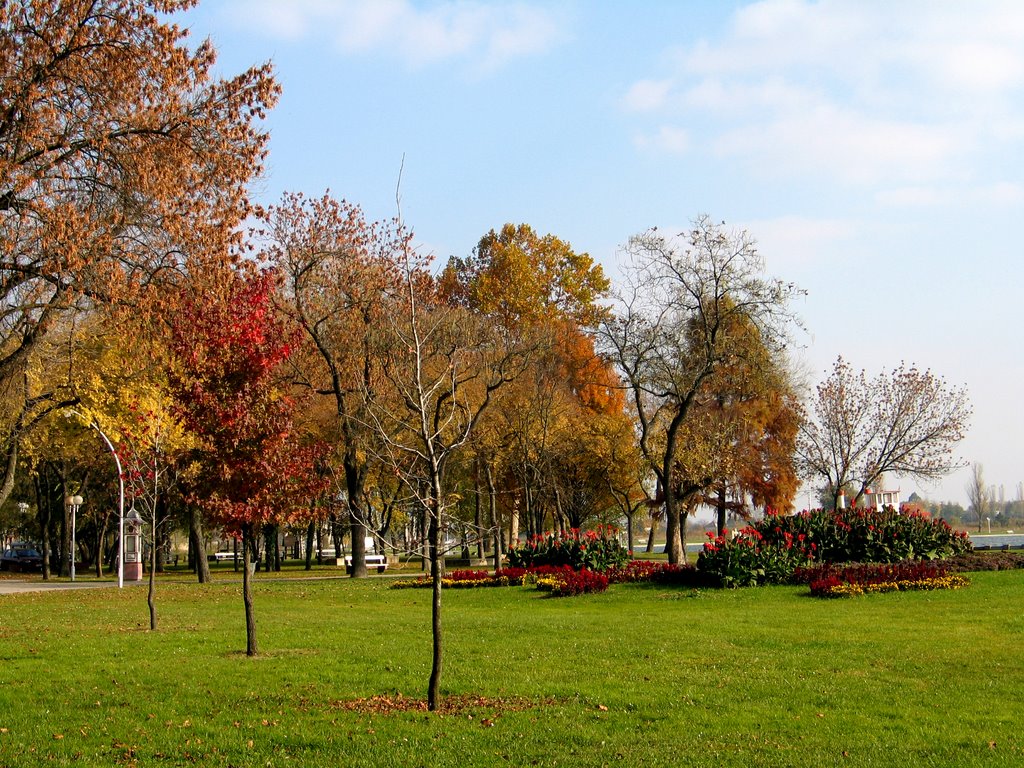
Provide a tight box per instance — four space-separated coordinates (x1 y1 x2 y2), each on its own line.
124 506 144 581
67 495 83 581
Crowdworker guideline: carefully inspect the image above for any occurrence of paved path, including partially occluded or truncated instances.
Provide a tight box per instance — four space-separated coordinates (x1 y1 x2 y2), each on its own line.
0 579 138 595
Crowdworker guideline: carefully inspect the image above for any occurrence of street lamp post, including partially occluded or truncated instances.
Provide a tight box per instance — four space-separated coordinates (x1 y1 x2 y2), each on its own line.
68 495 83 581
65 410 125 588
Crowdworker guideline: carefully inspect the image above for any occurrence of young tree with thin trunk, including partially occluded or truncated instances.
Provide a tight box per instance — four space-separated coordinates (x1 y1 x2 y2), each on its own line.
368 240 529 711
166 269 326 656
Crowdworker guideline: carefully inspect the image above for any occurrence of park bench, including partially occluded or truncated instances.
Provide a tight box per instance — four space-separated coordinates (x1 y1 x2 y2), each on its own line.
343 554 388 573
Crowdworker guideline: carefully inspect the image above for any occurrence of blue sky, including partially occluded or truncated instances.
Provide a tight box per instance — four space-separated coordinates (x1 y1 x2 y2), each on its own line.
182 0 1024 508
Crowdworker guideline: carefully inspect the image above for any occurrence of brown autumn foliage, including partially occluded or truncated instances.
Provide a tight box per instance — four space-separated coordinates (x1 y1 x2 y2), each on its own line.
0 0 279 505
261 190 408 577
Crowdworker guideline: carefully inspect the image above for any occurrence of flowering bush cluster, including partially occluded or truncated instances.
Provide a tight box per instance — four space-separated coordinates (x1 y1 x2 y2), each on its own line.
759 506 971 564
696 526 815 587
697 506 973 588
797 561 970 598
507 526 629 572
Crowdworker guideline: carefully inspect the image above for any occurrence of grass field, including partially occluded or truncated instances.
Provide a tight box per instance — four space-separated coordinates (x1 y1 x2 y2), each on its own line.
1 568 1022 767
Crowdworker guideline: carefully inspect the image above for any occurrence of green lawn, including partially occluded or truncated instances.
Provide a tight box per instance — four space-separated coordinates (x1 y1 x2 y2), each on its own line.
1 570 1022 766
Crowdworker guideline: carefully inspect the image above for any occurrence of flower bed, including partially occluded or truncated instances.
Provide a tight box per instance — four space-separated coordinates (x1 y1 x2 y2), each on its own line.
390 564 611 596
534 567 609 597
797 561 970 598
604 560 710 587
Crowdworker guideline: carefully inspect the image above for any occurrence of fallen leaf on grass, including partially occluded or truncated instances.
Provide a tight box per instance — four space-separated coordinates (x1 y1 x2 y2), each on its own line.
597 705 609 712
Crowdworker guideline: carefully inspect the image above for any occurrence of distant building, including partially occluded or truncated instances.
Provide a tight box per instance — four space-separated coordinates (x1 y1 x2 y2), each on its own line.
865 487 900 510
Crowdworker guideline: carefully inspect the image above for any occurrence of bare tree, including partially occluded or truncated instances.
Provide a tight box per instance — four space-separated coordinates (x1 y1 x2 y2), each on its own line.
366 243 529 711
966 463 988 533
798 357 971 509
600 216 802 563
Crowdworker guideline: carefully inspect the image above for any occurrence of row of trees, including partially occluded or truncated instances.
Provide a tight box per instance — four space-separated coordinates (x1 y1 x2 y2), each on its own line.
1 0 974 708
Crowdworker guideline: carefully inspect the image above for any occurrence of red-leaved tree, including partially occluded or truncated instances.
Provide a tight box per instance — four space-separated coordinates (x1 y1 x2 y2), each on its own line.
166 268 326 655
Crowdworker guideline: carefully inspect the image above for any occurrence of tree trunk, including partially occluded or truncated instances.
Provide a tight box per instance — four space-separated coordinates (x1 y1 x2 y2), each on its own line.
34 474 51 580
474 460 484 560
427 500 443 711
485 462 502 569
263 526 274 572
243 525 258 657
304 520 315 570
716 482 728 537
0 439 19 512
148 509 158 631
95 514 107 577
188 506 210 583
59 484 69 577
664 502 683 563
645 509 657 554
344 450 369 578
625 508 634 556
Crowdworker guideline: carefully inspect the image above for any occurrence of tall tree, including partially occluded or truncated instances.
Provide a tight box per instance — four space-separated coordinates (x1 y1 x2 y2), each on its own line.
441 224 612 544
672 309 802 532
797 356 971 510
441 222 610 332
166 269 325 656
262 192 404 577
600 216 802 563
0 0 278 506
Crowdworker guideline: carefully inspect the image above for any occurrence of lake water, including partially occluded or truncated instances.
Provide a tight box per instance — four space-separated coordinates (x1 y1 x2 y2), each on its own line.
667 533 1024 554
968 534 1024 550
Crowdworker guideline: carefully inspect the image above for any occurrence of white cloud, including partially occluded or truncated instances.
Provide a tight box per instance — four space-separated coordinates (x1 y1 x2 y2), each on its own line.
223 0 564 71
741 214 855 270
712 105 965 185
622 79 672 112
633 125 690 155
876 182 1024 208
622 0 1024 188
874 186 951 207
